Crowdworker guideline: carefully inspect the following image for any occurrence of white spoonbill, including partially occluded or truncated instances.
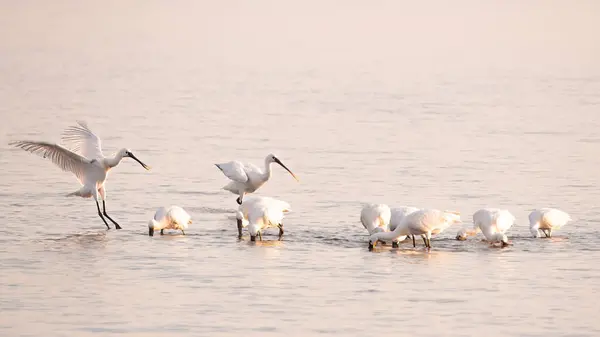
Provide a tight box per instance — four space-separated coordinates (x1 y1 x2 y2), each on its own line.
360 203 391 235
236 196 291 241
215 154 299 205
9 121 151 230
389 206 420 247
529 208 571 238
455 208 514 246
148 206 192 236
369 209 461 250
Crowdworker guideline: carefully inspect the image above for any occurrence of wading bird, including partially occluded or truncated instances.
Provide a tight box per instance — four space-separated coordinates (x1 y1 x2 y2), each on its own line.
236 196 291 241
148 206 192 236
369 209 461 250
529 208 571 238
455 208 514 247
215 154 299 205
9 121 150 229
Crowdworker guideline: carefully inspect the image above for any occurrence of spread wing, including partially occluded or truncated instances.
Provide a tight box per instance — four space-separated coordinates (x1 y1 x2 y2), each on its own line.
10 140 89 182
61 121 104 160
215 160 249 182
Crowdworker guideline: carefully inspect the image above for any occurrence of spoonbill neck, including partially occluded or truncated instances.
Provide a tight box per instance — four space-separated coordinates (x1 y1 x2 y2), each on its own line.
263 157 274 178
148 219 162 236
374 223 409 241
104 152 125 169
530 224 540 237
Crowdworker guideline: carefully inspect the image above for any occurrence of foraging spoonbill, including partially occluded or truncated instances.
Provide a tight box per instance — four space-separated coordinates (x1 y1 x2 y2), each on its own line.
529 208 571 238
148 206 192 236
389 206 420 247
215 154 299 205
360 203 391 235
369 209 461 250
236 196 291 241
9 121 150 230
455 208 514 247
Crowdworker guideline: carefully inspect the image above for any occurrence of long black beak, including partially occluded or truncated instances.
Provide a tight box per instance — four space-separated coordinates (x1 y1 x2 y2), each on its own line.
148 227 154 236
274 158 299 182
130 153 151 170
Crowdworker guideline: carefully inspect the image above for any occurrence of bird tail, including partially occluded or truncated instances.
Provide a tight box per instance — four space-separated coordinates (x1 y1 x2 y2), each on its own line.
65 186 94 198
66 190 85 197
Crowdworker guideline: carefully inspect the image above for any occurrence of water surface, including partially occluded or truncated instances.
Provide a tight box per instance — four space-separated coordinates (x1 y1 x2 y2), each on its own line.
1 1 600 336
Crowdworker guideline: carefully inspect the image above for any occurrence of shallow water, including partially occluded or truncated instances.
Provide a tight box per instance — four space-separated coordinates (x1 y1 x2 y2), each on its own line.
1 1 600 336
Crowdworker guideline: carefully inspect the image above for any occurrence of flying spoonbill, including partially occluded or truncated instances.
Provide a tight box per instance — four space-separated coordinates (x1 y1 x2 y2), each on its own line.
215 154 299 205
369 209 461 250
529 208 571 238
148 206 192 236
236 196 291 241
455 208 514 247
9 121 150 229
389 206 420 247
360 203 391 235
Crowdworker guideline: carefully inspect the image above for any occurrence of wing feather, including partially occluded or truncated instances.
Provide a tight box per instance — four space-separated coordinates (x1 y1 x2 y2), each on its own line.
61 121 104 160
10 140 89 182
215 161 249 182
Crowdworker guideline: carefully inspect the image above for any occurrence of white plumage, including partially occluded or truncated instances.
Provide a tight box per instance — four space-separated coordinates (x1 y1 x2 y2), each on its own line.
389 206 420 247
455 208 514 246
148 206 192 236
215 154 299 205
369 209 461 250
236 196 291 241
10 121 151 230
360 203 391 235
529 208 571 238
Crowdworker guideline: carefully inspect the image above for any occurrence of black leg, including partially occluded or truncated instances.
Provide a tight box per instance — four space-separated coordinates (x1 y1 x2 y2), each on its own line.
278 223 284 240
412 235 416 247
237 219 243 238
422 236 427 246
102 200 122 230
96 201 110 229
392 241 399 248
258 231 262 241
160 229 164 235
181 230 185 235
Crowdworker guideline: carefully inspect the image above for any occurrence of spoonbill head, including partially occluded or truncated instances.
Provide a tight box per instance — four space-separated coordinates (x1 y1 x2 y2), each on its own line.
490 233 510 247
148 206 192 236
266 154 299 181
360 203 391 235
9 121 151 230
236 196 291 241
115 148 151 171
215 154 299 205
528 208 571 238
455 228 469 241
